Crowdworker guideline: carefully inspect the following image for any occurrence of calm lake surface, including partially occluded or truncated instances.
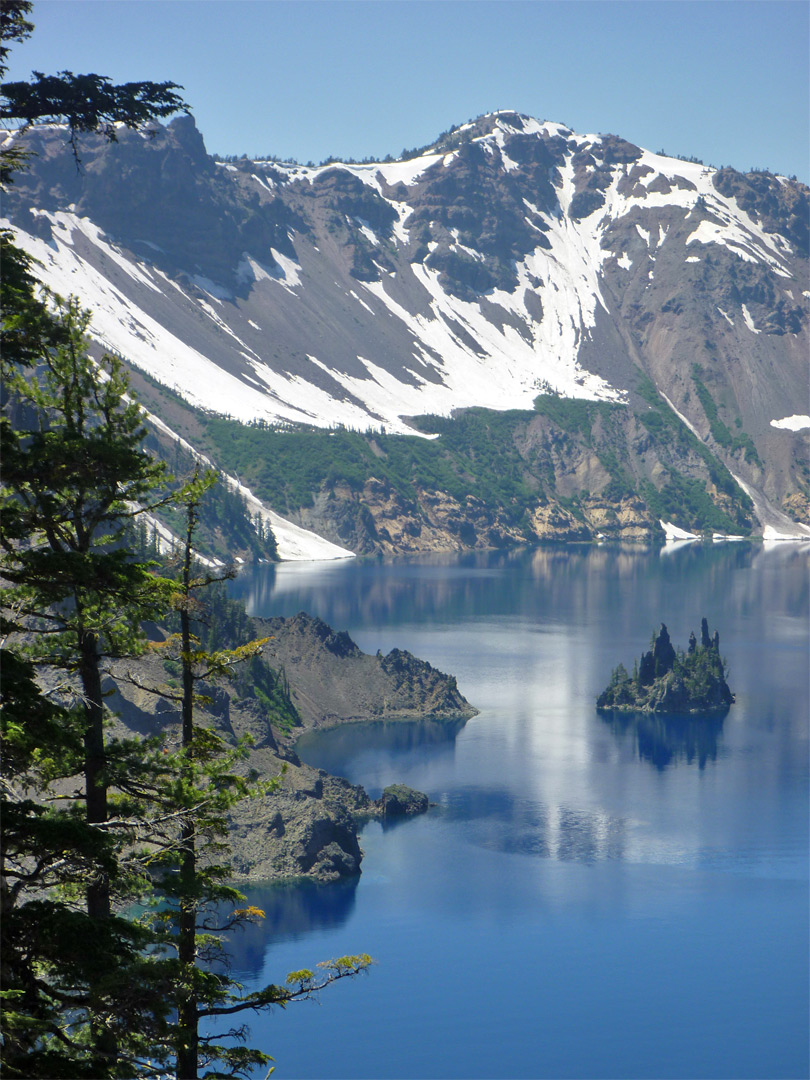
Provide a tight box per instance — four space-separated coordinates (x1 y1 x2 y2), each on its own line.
225 543 809 1080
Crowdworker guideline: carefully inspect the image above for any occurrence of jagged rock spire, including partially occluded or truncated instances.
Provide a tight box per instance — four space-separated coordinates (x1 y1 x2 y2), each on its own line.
653 623 676 677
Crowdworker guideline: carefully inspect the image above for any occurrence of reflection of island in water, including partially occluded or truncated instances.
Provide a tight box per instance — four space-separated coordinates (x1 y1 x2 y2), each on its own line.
438 786 629 862
602 710 726 771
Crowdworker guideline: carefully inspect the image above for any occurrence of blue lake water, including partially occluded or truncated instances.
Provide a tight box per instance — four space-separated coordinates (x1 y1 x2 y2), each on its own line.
225 543 809 1079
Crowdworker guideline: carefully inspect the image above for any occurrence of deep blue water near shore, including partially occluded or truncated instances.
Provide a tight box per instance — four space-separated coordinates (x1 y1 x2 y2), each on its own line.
225 543 809 1080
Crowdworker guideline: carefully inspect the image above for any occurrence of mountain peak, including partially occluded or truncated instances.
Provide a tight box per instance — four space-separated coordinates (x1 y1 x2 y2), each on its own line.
413 110 575 160
3 110 808 537
167 112 208 161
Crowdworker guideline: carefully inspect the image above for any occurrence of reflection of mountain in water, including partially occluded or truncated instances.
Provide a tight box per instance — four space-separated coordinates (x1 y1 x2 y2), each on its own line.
232 543 785 638
436 786 627 863
602 711 725 770
219 878 360 981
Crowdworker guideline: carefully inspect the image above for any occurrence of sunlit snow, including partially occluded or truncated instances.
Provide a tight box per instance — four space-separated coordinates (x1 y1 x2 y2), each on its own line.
731 471 810 539
740 304 761 333
660 393 703 439
4 113 804 444
771 415 810 431
144 411 354 561
660 520 700 541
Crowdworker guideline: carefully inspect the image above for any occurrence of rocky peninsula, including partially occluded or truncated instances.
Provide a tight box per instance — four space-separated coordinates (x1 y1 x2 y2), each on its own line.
596 619 734 715
104 612 476 883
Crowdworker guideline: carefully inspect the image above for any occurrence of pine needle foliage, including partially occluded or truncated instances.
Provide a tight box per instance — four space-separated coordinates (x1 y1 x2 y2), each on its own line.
129 469 372 1079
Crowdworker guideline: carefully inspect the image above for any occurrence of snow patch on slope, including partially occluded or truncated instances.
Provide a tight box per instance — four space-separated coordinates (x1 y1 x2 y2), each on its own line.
740 304 761 333
660 393 703 439
684 200 792 278
4 213 426 433
5 115 803 444
771 415 810 431
223 475 355 562
283 153 443 193
354 251 624 421
660 520 700 541
762 526 810 542
730 471 810 538
145 411 354 561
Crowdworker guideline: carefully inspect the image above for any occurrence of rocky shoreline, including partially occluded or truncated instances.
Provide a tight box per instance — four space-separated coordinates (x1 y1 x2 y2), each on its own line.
104 611 476 883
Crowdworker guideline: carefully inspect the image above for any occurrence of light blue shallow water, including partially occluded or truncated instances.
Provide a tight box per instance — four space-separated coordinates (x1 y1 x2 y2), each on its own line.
225 543 809 1079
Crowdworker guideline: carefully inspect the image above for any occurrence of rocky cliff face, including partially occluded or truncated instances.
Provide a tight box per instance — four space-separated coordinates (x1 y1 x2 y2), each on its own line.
197 394 759 555
3 111 808 540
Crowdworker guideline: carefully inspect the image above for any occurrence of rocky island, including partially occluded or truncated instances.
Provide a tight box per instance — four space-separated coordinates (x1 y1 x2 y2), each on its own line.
597 619 734 715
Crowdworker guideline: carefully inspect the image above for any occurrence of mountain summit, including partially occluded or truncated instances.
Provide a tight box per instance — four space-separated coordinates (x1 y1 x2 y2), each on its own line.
2 110 808 539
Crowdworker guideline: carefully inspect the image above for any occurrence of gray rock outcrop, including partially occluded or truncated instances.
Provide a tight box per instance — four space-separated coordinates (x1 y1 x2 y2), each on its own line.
253 612 476 730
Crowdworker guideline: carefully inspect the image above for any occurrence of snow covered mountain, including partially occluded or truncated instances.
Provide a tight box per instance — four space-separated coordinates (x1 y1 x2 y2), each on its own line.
3 110 808 539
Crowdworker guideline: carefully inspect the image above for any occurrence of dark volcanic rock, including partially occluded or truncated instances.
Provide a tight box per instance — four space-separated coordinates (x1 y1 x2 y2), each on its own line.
378 784 430 817
97 611 474 883
637 622 677 686
227 759 368 882
713 167 809 257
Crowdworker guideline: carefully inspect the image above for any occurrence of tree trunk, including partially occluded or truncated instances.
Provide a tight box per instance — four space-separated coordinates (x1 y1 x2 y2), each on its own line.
176 523 198 1080
175 825 198 1080
79 624 117 1073
80 627 109 918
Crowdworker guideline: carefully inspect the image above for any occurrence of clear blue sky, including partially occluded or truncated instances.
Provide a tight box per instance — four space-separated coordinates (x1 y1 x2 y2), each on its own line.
6 0 809 181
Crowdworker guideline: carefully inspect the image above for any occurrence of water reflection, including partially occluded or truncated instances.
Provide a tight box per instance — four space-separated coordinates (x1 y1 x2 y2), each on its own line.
217 544 808 1080
232 541 809 640
601 710 726 770
222 878 359 980
436 785 627 863
295 719 466 797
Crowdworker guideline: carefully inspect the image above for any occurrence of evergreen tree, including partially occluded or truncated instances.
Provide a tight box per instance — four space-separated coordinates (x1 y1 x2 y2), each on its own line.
0 308 371 1078
1 14 369 1075
0 649 128 1078
0 9 190 1071
141 470 371 1079
0 297 178 1075
0 0 187 180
